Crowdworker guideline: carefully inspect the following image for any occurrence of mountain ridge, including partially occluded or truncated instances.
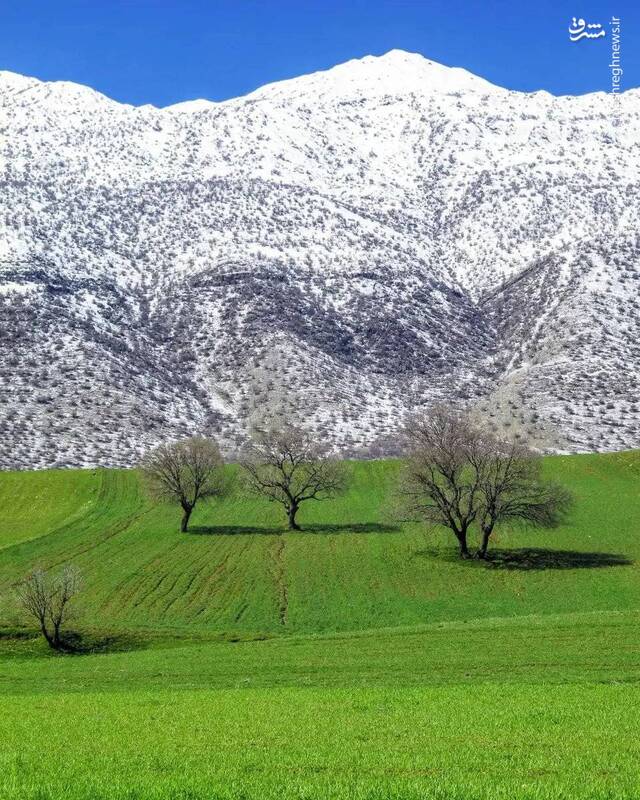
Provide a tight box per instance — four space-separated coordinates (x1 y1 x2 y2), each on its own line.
4 49 639 110
1 51 639 468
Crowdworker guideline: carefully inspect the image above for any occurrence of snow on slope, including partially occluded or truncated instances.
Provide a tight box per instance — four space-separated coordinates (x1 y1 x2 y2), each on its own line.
0 51 639 468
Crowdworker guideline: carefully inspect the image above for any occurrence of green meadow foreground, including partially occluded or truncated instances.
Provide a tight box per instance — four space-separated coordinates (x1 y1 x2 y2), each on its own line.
0 452 639 799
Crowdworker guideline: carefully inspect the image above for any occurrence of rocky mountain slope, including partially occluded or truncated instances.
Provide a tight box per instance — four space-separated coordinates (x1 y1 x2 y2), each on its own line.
1 50 639 468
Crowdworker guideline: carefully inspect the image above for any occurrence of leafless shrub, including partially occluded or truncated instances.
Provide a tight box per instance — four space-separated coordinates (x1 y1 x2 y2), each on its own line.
16 566 81 650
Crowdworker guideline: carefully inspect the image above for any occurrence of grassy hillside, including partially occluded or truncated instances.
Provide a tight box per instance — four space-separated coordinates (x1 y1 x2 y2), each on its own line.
0 451 639 799
1 451 639 634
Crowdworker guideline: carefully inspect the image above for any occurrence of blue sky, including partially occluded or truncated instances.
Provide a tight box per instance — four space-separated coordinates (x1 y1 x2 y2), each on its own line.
1 0 638 106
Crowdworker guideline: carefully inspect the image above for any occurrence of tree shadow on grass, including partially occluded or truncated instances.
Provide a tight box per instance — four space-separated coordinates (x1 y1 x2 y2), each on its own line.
189 525 283 536
415 547 633 571
59 631 152 655
299 523 401 535
189 523 400 536
0 629 34 642
483 548 633 570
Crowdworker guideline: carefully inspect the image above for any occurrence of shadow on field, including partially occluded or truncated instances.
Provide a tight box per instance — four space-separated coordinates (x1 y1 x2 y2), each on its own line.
415 547 633 570
189 525 283 536
59 631 151 655
482 548 633 570
189 523 399 535
302 523 400 535
0 629 34 642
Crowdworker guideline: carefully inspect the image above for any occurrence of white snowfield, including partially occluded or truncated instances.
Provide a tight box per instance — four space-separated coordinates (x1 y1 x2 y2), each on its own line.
0 50 638 468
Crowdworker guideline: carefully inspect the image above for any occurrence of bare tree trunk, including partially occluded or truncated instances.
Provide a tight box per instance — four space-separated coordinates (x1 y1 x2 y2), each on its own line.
287 504 300 531
40 622 56 650
477 527 492 559
181 505 193 533
458 529 471 559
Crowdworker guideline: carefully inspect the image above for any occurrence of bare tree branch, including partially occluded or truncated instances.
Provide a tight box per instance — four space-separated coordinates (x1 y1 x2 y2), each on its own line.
240 425 348 530
398 407 573 559
398 406 486 557
476 439 573 557
16 566 81 650
139 437 229 532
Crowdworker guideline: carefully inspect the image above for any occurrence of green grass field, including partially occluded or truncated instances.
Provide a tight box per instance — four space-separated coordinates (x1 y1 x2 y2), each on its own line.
0 451 639 799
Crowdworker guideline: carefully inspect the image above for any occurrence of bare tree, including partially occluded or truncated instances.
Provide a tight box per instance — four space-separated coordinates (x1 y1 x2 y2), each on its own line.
241 426 348 530
16 566 81 650
139 437 228 532
476 441 572 558
399 407 572 559
399 407 486 557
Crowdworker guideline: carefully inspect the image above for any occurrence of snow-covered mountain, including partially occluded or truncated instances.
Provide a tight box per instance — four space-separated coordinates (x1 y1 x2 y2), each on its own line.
1 49 639 468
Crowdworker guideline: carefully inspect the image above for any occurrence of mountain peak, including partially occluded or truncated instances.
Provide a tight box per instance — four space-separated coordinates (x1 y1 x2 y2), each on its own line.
162 50 502 112
240 49 503 105
0 51 511 118
0 68 121 113
2 48 639 467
